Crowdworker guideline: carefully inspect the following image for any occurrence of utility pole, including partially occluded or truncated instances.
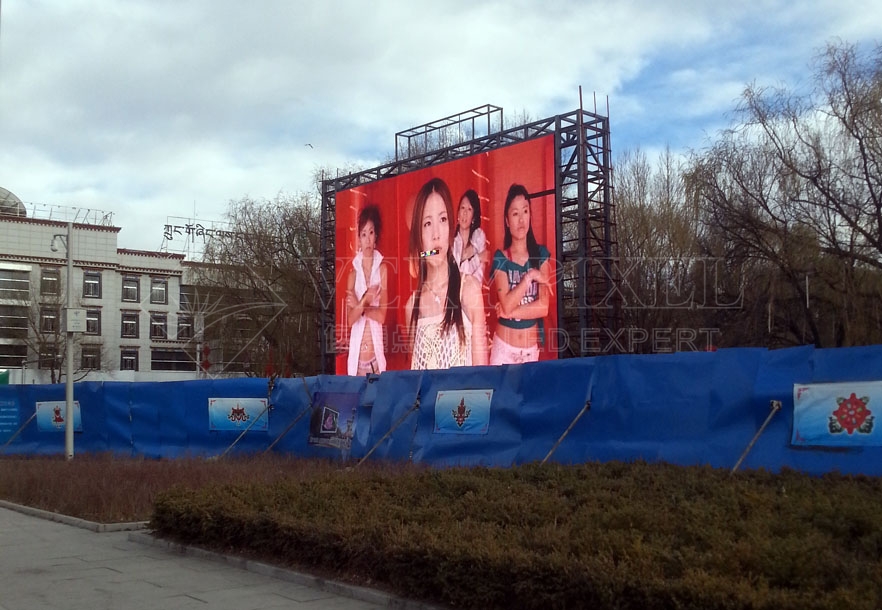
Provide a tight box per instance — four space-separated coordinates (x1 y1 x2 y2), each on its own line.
51 221 76 460
64 221 73 460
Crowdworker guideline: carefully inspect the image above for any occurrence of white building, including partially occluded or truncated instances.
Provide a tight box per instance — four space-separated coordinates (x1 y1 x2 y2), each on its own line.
0 194 227 383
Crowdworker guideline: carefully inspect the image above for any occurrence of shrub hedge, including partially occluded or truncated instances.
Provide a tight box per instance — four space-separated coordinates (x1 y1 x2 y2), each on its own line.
150 461 882 609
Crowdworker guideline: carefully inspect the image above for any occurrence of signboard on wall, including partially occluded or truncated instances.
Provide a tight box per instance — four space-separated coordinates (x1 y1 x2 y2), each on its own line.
35 400 83 432
208 397 269 431
0 395 18 443
308 391 359 452
434 389 493 435
792 381 881 446
65 308 87 333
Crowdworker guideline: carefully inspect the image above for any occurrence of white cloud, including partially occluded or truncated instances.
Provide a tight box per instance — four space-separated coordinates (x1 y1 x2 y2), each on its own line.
0 0 878 251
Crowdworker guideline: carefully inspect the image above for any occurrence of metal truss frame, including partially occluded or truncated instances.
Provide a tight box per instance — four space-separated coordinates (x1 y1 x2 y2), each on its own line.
320 105 620 372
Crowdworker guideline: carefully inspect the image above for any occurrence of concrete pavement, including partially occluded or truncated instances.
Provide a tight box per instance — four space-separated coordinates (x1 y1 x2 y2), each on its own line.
0 504 443 610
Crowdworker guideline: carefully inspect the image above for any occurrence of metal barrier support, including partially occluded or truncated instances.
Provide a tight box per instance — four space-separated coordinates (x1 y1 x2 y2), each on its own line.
731 399 782 475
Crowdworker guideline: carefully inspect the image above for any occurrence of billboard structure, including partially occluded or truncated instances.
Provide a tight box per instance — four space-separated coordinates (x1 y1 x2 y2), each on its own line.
320 104 619 374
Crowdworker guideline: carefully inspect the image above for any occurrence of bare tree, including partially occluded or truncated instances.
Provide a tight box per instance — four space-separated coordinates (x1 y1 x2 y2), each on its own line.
687 40 882 347
614 147 710 352
196 192 324 376
26 290 65 383
15 288 108 383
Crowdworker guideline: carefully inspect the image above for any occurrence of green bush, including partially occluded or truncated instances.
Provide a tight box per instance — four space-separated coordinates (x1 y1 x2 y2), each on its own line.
150 461 882 609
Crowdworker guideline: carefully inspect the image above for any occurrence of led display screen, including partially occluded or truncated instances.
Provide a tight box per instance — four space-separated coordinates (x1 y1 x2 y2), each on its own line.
335 135 557 374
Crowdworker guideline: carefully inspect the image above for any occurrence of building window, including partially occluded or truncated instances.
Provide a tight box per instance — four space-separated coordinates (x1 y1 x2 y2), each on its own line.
0 305 28 340
86 309 101 335
121 312 139 338
151 348 196 371
83 270 102 298
179 285 195 310
81 345 100 370
120 349 139 371
40 307 59 333
150 278 168 304
38 348 58 369
150 313 167 339
0 268 29 300
121 276 140 302
0 343 28 369
235 314 252 339
177 314 193 340
41 267 60 296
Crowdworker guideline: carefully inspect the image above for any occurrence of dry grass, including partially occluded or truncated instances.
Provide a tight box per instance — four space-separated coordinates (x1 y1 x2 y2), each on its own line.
0 453 388 523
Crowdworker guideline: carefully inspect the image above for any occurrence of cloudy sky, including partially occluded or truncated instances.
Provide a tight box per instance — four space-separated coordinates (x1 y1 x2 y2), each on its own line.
0 1 878 254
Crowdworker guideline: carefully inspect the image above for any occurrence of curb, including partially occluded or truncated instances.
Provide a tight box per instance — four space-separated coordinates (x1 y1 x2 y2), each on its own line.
0 500 148 532
128 531 447 610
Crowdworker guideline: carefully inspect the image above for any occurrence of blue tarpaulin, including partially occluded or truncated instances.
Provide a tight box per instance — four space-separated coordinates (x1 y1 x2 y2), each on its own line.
3 345 882 476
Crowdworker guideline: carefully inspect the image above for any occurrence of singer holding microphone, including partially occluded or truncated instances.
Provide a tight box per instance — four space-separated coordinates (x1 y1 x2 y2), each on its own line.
405 177 487 369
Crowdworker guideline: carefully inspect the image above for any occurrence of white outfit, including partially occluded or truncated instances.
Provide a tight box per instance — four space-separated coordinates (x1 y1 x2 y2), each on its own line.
452 227 487 285
347 251 387 376
489 334 539 365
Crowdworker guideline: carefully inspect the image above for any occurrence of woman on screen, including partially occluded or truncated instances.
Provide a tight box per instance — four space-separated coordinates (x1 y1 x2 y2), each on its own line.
405 178 488 369
489 183 552 365
452 189 488 284
345 204 388 376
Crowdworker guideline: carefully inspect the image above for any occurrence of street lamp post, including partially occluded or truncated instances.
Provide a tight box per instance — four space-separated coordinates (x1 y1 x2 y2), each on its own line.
64 221 73 460
51 222 75 460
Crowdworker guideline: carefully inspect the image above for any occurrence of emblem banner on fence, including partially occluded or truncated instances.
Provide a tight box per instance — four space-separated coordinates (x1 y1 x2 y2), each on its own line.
35 401 83 432
208 398 269 431
308 392 359 451
792 381 881 446
434 389 493 435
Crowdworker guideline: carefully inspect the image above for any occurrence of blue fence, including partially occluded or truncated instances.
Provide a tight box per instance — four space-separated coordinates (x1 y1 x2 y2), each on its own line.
3 345 882 475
